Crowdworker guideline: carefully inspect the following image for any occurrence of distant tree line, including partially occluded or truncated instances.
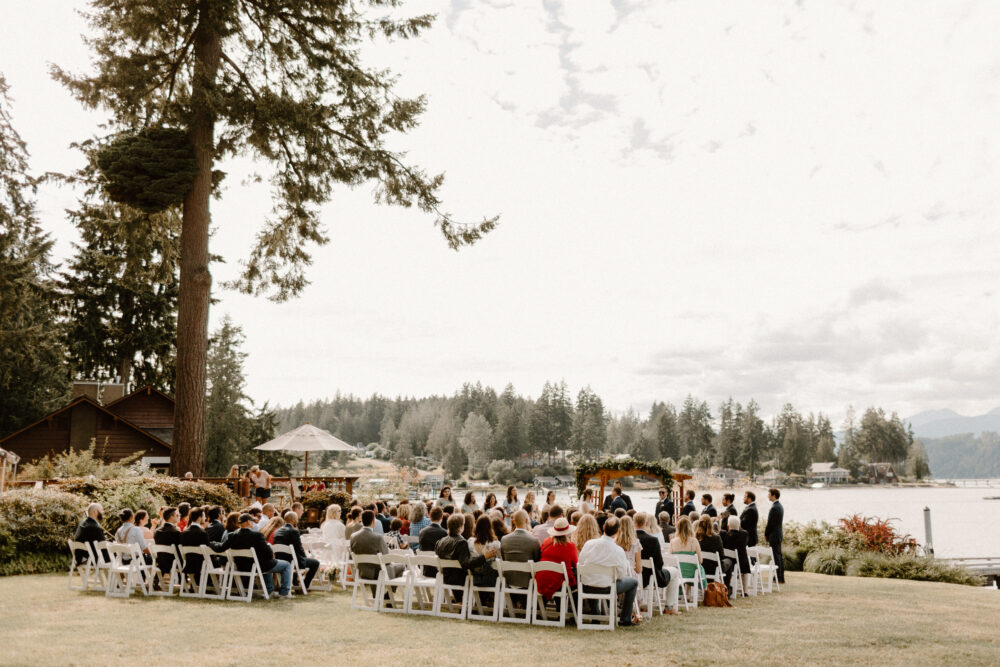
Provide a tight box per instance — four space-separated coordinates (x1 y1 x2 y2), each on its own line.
274 385 931 481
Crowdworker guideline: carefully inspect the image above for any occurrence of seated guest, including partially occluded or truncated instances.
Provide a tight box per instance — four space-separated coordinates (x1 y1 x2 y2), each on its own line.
615 515 641 576
397 502 411 537
291 502 305 520
467 515 500 590
376 502 391 533
321 504 346 542
524 503 538 527
635 512 670 592
344 507 364 540
154 507 182 575
261 516 285 545
247 507 263 531
205 506 225 542
350 510 403 581
535 518 578 600
577 518 639 627
177 502 191 531
258 503 277 532
532 504 563 541
385 518 407 550
569 511 581 526
135 510 154 543
613 508 627 518
696 514 728 581
435 513 494 599
499 510 539 589
462 513 475 541
720 515 750 593
670 516 703 598
221 511 240 541
595 512 608 534
179 507 209 576
408 502 430 539
658 511 676 544
574 514 600 552
418 507 448 576
275 511 320 589
210 513 293 598
114 508 150 562
490 516 508 540
72 503 107 563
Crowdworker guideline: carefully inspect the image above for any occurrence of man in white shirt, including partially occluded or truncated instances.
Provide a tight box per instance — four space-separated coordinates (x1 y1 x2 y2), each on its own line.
577 517 639 626
256 503 276 532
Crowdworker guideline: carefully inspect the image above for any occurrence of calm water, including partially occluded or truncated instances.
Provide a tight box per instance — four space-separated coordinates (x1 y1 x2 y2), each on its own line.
543 483 1000 559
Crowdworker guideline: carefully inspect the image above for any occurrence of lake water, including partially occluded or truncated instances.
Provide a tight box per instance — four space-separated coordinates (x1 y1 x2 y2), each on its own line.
543 482 1000 559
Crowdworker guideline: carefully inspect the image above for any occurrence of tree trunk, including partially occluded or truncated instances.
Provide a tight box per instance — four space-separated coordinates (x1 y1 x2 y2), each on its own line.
171 10 219 476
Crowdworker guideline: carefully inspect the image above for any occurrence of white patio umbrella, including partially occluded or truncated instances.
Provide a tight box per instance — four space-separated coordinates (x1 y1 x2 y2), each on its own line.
254 423 356 476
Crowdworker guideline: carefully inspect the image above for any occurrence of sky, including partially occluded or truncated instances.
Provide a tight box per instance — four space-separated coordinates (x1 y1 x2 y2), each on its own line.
1 0 998 423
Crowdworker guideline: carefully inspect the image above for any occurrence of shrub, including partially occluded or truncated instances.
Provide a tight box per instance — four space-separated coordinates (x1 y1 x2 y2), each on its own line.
0 550 67 577
783 545 810 572
487 459 518 485
18 440 144 481
93 484 166 535
0 526 14 562
57 476 240 516
0 488 88 554
839 514 918 555
803 547 850 576
846 552 982 586
298 490 352 527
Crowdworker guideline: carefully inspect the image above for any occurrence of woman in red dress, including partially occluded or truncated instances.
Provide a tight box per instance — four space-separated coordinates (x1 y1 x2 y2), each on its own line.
535 518 578 600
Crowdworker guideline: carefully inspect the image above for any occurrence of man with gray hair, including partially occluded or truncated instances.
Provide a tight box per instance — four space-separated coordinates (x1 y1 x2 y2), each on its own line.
72 503 106 564
657 511 675 545
500 510 540 589
721 514 750 594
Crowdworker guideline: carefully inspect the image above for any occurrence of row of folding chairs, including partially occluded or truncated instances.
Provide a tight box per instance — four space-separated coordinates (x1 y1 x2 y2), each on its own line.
67 539 309 602
665 543 781 611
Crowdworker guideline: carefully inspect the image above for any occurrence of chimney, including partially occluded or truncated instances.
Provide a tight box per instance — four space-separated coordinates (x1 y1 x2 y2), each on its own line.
72 381 125 405
72 382 101 402
102 383 125 404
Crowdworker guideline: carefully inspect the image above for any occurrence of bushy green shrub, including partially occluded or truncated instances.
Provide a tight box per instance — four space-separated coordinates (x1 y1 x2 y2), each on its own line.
0 550 67 577
803 547 850 576
57 476 239 516
18 440 144 480
0 526 14 562
846 552 982 586
487 459 517 485
297 490 352 526
783 545 810 572
0 488 88 554
93 485 166 535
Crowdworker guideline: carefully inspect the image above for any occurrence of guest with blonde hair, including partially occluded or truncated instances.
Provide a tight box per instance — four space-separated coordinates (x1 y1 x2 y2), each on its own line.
615 514 641 574
321 504 345 542
670 516 704 596
260 516 284 544
574 513 600 551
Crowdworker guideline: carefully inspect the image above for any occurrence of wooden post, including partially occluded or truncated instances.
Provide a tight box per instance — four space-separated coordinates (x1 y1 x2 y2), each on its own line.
304 451 309 478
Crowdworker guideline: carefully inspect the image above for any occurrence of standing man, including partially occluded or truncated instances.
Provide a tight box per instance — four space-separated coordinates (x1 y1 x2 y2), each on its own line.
719 493 738 526
740 491 759 547
654 487 674 525
764 488 785 584
681 490 697 516
701 494 717 517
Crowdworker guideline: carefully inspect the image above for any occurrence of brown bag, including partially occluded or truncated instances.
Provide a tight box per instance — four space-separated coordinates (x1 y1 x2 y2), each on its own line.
703 581 733 608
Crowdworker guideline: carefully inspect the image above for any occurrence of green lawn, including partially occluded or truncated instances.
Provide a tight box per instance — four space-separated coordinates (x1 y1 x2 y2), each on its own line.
0 572 997 666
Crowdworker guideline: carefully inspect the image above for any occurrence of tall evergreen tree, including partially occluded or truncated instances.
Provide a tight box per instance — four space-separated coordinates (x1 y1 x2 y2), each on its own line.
655 405 680 460
56 1 498 475
739 399 766 475
0 75 69 437
493 384 526 461
61 151 179 391
572 386 607 459
459 412 492 478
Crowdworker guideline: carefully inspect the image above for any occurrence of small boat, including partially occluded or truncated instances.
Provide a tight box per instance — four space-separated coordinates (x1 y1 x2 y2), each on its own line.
810 482 826 489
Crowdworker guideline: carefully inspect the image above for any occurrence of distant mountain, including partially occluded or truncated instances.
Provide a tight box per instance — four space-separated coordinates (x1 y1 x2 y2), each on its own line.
922 432 1000 479
905 408 1000 439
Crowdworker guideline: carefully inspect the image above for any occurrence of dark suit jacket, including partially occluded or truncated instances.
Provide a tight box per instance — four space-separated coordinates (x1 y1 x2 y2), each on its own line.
740 503 759 547
703 503 718 517
721 504 738 525
721 528 750 574
349 526 387 580
681 501 696 516
654 499 675 524
699 535 725 577
418 522 448 576
637 529 667 588
765 501 784 544
434 534 485 587
72 517 106 564
621 493 634 511
154 523 182 573
210 527 277 572
274 524 309 568
179 524 209 574
601 493 633 511
609 496 628 512
205 520 224 542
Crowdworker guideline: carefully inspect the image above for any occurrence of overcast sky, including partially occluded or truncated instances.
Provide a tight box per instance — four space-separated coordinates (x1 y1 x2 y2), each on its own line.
2 0 998 422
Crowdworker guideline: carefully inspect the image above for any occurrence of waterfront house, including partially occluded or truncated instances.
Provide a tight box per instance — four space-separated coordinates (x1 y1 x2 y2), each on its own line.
808 462 851 484
861 463 898 484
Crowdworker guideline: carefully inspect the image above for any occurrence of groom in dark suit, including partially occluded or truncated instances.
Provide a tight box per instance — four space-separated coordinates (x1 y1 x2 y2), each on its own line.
740 491 759 547
764 488 785 584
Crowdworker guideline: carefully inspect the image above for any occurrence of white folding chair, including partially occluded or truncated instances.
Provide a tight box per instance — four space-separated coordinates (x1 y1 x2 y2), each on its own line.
147 543 182 596
724 548 745 597
433 558 471 620
89 541 113 592
105 543 152 598
227 548 271 602
637 558 663 620
302 538 334 592
67 540 100 591
496 560 533 624
407 554 439 616
576 563 617 630
660 550 682 612
530 561 577 627
756 545 780 593
377 553 412 613
747 547 762 595
331 538 353 588
673 553 701 609
702 552 723 585
467 560 502 622
272 544 309 595
176 545 206 597
349 554 383 611
199 545 231 600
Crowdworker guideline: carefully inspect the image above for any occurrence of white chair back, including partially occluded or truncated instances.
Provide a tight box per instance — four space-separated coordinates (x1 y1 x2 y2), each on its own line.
530 561 576 627
576 563 617 630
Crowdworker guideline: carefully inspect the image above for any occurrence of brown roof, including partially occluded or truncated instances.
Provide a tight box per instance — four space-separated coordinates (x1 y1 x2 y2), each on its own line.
103 384 174 408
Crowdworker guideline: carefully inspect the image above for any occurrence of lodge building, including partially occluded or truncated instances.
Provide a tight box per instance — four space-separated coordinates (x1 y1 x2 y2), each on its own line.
0 383 174 470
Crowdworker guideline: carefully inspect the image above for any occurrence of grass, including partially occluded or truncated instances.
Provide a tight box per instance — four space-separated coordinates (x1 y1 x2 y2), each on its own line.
1 572 998 666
